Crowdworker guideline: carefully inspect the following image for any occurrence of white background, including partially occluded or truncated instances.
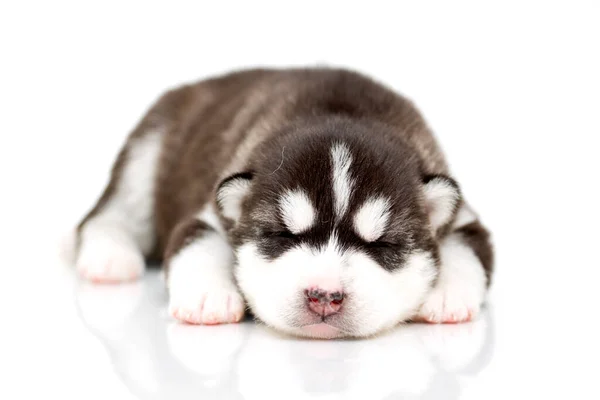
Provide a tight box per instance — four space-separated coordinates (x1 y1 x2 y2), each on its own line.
1 1 599 399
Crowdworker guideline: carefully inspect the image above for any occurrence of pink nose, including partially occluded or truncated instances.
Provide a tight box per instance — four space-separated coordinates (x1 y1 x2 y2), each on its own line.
306 288 344 317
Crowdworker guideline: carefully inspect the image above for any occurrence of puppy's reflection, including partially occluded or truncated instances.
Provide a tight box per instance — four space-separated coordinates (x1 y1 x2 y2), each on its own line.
75 270 494 400
235 309 493 400
75 270 247 399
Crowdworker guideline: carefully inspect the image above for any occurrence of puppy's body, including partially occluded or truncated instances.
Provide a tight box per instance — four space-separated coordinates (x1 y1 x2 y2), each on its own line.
74 68 493 338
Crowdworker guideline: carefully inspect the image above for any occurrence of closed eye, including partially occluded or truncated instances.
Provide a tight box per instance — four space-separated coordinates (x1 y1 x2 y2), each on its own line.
265 230 298 240
367 240 399 249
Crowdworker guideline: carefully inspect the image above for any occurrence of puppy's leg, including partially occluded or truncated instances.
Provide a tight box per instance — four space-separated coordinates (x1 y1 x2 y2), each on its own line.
165 211 245 325
415 204 494 323
75 127 163 283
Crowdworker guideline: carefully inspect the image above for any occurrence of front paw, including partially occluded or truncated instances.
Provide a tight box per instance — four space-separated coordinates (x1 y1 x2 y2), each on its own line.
414 257 486 324
76 235 144 283
169 289 245 325
414 277 484 324
414 233 487 324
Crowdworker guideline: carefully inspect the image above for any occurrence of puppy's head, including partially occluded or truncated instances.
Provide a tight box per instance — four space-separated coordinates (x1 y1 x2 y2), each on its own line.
216 119 461 338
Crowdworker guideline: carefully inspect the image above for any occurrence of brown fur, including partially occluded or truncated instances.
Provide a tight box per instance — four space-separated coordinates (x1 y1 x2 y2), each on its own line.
79 67 491 275
154 68 450 255
455 221 495 287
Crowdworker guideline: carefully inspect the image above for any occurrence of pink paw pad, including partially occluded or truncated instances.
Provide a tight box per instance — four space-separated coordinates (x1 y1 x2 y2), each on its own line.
415 308 475 324
79 267 140 284
76 249 144 284
168 292 245 326
440 309 474 324
170 308 202 324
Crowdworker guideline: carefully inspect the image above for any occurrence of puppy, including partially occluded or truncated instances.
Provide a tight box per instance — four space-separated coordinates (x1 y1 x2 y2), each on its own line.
72 67 494 339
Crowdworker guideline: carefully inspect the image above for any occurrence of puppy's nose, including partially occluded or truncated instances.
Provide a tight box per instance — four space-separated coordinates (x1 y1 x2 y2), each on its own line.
306 288 344 317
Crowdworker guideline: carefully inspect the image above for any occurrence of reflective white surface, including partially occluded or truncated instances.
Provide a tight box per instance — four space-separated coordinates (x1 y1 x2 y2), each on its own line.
4 252 599 400
74 270 496 400
3 2 600 399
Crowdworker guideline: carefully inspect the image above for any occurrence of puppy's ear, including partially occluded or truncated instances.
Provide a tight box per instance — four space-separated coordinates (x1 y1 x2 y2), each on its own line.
422 175 461 232
216 172 254 223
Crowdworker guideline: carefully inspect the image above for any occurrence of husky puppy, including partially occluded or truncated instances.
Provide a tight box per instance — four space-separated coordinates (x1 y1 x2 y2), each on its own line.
72 68 493 339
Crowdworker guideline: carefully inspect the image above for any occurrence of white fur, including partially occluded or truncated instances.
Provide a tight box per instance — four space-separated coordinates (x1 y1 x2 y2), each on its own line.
76 130 163 281
330 143 354 218
423 177 460 231
216 177 252 222
415 233 487 323
235 234 436 338
279 190 315 234
58 227 78 266
453 202 477 229
76 224 146 282
196 203 226 236
353 197 391 242
168 230 244 325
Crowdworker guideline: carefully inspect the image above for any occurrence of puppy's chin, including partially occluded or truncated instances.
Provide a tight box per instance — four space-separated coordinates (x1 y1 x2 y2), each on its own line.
298 323 345 339
273 323 346 340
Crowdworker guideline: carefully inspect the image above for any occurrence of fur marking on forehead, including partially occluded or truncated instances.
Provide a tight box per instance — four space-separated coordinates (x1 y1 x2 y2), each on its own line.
354 197 391 242
279 189 316 234
330 142 354 219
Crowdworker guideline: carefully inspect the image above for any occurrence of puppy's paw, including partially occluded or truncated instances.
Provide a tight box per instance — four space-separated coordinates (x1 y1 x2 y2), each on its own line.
414 234 487 324
169 289 245 325
414 282 481 324
76 235 144 283
167 229 243 325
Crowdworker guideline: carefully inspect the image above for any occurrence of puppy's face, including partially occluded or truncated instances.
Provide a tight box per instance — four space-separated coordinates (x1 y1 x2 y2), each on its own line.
217 123 460 338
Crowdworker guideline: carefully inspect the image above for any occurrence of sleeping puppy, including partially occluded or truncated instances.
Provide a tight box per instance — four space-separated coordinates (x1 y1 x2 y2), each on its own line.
71 67 494 339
